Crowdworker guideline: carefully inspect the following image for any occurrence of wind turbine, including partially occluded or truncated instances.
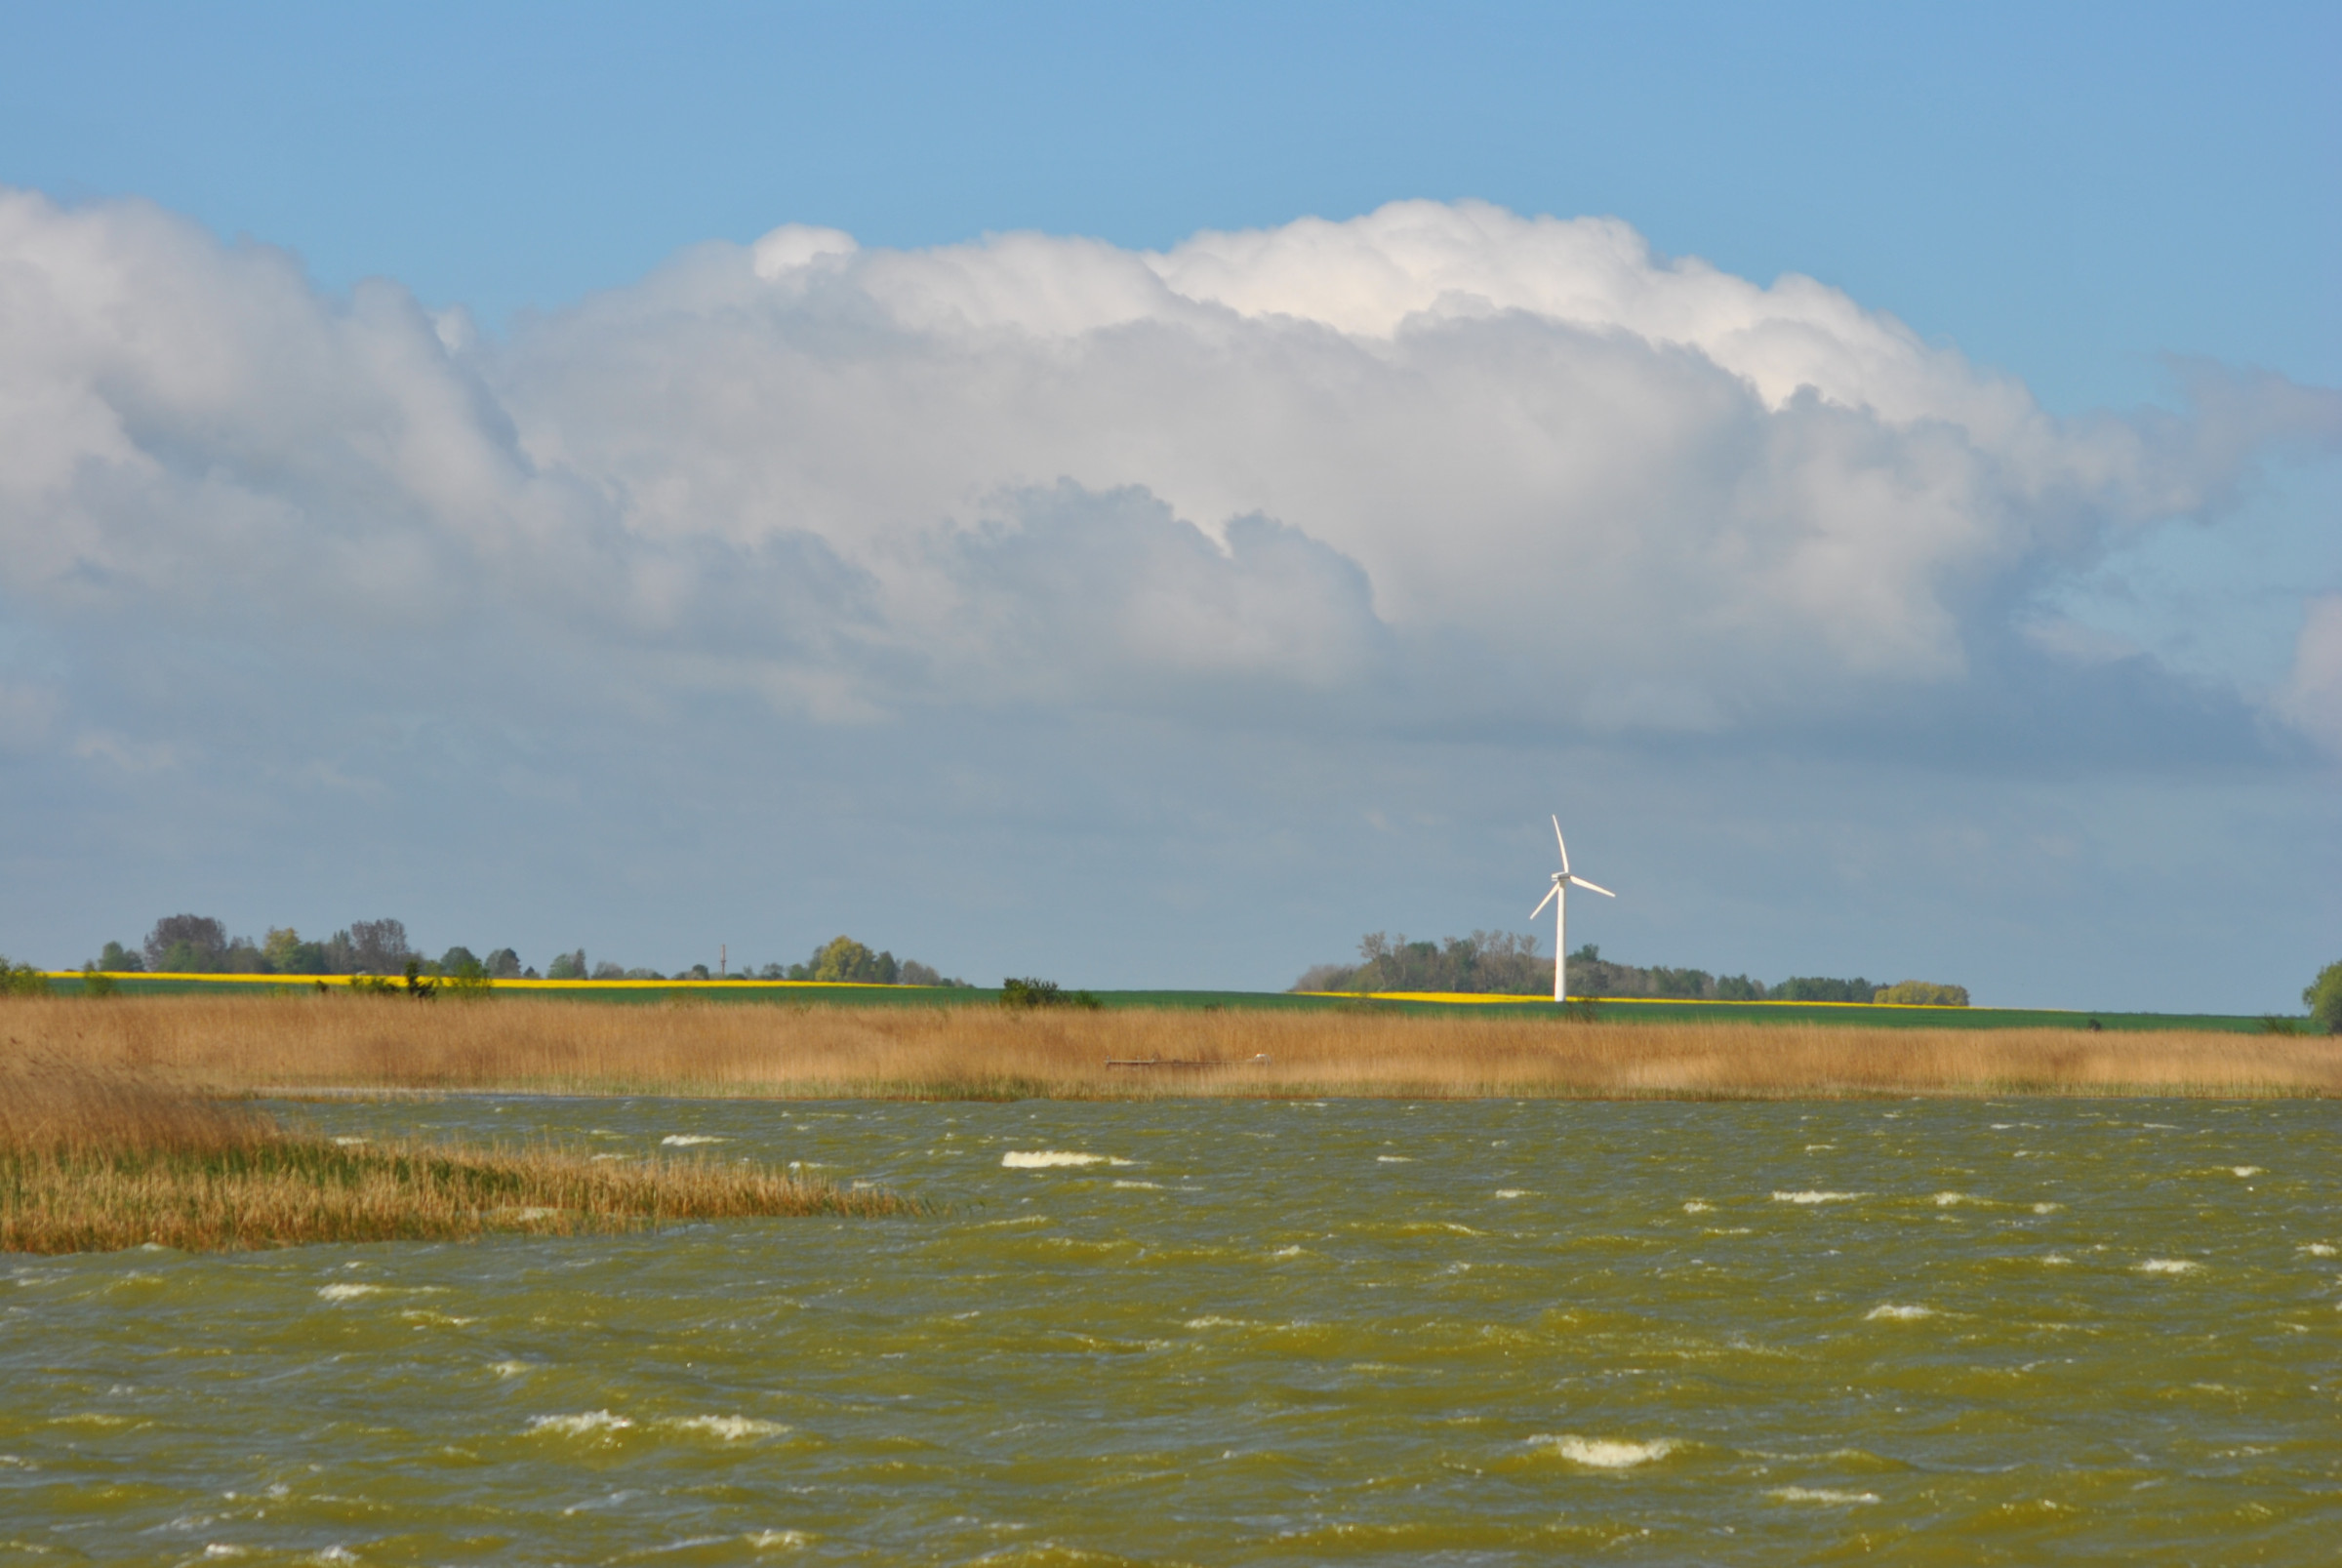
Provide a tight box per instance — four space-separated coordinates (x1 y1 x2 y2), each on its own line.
1530 815 1614 1003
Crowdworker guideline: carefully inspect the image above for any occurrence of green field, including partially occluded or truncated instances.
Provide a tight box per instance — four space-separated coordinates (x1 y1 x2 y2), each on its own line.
39 974 2295 1032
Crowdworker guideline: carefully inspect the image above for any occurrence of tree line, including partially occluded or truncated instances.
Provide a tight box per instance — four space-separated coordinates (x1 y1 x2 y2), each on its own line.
89 916 964 986
1293 932 1968 1005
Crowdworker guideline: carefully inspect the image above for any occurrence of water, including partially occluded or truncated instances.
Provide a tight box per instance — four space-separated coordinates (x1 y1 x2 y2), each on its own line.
5 1098 2337 1563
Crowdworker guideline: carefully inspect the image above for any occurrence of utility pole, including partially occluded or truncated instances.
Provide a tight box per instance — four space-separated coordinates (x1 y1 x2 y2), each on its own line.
719 943 727 979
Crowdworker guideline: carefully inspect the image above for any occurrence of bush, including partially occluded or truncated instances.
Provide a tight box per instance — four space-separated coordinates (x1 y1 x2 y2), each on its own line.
999 977 1102 1010
1874 981 1969 1007
80 964 117 998
2306 961 2342 1035
0 956 51 996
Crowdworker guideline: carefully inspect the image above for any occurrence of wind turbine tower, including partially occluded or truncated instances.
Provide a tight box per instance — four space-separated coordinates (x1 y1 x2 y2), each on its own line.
1530 815 1615 1003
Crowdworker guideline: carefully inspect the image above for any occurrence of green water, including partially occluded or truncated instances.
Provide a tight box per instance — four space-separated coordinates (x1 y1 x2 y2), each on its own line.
5 1099 2337 1564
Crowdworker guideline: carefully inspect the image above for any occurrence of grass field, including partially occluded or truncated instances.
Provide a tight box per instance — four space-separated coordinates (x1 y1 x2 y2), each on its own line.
3 993 2331 1100
42 972 2289 1033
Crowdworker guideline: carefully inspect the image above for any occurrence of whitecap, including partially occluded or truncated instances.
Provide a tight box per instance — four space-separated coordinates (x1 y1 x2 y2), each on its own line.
747 1531 809 1550
2033 1202 2061 1214
1772 1191 1863 1204
1111 1180 1162 1189
1494 1189 1528 1199
1001 1150 1107 1168
1865 1304 1934 1320
1769 1486 1878 1505
1681 1200 1713 1214
331 1136 368 1146
2298 1243 2336 1257
2232 1166 2265 1178
527 1411 633 1436
661 1135 726 1146
2138 1259 2203 1274
315 1283 384 1302
1532 1435 1676 1467
666 1415 787 1441
1932 1192 1977 1207
1376 1155 1413 1163
489 1361 533 1379
1270 1244 1305 1259
1185 1315 1253 1329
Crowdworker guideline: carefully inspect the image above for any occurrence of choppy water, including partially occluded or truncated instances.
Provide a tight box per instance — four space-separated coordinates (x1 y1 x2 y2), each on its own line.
5 1098 2338 1564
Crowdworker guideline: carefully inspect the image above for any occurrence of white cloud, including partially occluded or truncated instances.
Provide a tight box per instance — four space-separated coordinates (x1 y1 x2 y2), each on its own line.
2280 593 2342 754
0 186 2333 754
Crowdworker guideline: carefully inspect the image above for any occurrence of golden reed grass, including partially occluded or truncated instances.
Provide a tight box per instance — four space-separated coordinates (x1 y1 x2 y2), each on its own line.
1 993 2332 1100
0 1052 915 1255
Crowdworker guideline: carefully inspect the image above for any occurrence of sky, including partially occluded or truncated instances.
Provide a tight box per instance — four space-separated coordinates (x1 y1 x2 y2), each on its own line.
1 1 2335 1009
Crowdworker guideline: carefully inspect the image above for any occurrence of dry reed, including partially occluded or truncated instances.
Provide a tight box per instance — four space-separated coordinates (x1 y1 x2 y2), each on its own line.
1 993 2332 1100
0 1054 915 1254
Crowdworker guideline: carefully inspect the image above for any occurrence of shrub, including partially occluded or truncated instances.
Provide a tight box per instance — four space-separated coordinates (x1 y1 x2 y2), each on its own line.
1000 977 1102 1010
2306 961 2342 1035
1874 980 1969 1007
0 956 50 996
79 965 117 999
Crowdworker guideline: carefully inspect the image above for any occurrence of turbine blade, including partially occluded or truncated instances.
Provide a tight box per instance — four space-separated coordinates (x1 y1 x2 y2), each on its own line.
1569 876 1615 898
1530 885 1558 919
1552 815 1569 873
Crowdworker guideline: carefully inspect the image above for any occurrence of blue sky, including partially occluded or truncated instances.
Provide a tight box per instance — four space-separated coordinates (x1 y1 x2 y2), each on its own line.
1 2 2335 1007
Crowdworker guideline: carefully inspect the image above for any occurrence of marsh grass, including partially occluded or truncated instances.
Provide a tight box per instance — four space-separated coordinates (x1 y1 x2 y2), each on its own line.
1 994 2332 1101
0 1056 915 1255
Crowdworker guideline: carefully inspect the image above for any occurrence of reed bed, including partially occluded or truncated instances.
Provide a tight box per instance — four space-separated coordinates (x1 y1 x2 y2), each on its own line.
1 993 2332 1100
0 1055 915 1254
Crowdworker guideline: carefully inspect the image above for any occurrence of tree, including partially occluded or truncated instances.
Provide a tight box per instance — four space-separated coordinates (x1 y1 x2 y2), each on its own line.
1773 976 1875 1004
98 941 143 973
483 948 523 979
546 949 587 980
344 919 414 976
2306 961 2342 1035
590 961 627 980
1874 981 1969 1007
440 946 480 974
144 914 227 973
0 955 47 995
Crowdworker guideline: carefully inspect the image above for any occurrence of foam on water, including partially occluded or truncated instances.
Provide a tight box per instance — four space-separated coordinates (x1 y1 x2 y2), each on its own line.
1865 1304 1934 1320
1681 1200 1713 1213
1772 1191 1864 1204
1111 1180 1162 1189
1376 1155 1413 1163
488 1362 533 1379
661 1135 726 1146
2138 1259 2203 1274
315 1283 384 1302
527 1411 633 1436
1932 1192 1978 1206
2232 1166 2265 1177
2299 1243 2336 1257
1002 1150 1108 1168
747 1531 810 1550
666 1416 787 1441
1768 1487 1879 1505
331 1136 368 1146
1494 1189 1528 1199
1532 1435 1676 1467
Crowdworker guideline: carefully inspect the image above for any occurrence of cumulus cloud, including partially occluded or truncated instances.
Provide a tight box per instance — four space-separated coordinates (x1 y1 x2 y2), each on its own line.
1 187 2334 757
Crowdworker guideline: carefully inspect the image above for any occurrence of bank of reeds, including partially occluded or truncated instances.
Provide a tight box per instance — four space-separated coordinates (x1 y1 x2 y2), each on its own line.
0 1056 915 1254
0 993 2332 1100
